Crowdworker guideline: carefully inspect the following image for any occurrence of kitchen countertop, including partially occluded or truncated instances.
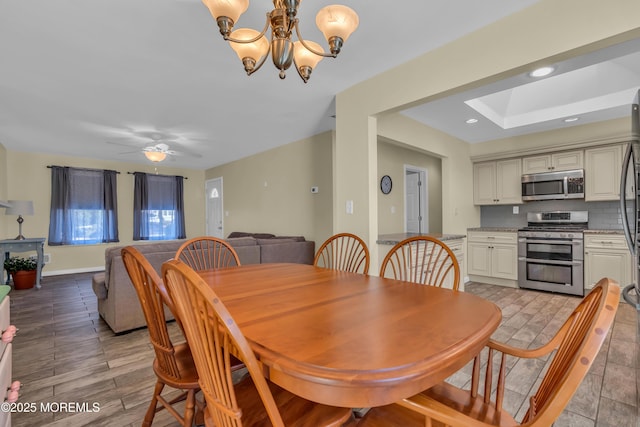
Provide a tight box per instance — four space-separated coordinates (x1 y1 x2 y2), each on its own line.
583 229 624 234
377 233 466 245
467 227 520 232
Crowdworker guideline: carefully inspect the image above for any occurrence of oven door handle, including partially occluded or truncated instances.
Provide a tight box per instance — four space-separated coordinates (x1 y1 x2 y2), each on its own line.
518 257 582 266
520 239 583 245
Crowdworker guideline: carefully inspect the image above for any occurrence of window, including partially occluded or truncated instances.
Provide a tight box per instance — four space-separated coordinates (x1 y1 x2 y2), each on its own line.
133 173 186 240
48 167 119 245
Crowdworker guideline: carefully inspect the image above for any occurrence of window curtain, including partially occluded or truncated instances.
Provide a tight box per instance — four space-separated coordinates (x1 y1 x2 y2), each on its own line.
48 166 119 245
133 172 186 240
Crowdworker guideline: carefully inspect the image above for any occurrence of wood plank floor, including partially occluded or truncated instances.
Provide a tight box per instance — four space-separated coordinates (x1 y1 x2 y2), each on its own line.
7 273 639 426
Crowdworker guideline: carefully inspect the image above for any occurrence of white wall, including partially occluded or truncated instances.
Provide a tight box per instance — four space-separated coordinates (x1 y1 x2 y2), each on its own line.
205 132 334 245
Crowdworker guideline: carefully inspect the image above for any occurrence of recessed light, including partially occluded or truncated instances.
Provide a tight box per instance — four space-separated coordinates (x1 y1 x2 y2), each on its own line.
529 66 555 78
465 118 478 124
563 117 579 123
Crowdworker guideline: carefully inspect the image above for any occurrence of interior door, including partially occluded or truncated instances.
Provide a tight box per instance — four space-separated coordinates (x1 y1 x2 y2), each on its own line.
205 177 224 238
405 167 428 233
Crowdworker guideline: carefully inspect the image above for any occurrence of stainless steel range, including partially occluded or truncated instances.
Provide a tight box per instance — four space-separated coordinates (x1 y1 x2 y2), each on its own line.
517 211 587 296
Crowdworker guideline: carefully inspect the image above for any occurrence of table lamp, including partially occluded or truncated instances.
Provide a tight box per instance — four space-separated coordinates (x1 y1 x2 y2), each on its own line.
5 200 34 240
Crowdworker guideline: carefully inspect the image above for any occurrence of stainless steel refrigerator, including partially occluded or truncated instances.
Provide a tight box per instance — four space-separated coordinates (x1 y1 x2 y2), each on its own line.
619 89 640 416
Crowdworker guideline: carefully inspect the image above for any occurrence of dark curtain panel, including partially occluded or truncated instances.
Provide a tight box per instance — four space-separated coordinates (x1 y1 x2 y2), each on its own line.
48 167 119 245
133 172 186 241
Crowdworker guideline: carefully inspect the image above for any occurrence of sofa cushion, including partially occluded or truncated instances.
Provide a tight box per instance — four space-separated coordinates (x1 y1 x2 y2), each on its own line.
103 240 185 288
256 238 297 245
226 237 258 247
92 272 107 299
260 240 315 264
273 235 306 242
228 232 276 239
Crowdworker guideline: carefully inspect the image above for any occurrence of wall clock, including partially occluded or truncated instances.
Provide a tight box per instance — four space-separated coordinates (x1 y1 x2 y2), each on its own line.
380 175 392 194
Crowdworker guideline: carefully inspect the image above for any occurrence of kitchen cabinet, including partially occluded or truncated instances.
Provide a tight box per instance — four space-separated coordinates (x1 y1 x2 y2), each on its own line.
473 159 522 205
584 233 631 290
522 150 583 174
445 238 465 291
467 231 518 284
584 144 624 201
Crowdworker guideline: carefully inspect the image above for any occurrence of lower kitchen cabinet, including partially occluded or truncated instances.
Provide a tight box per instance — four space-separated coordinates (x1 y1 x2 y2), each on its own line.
467 230 518 287
584 233 631 290
445 238 465 291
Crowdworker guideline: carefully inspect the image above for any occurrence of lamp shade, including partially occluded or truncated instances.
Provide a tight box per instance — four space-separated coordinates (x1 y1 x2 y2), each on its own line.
315 5 359 43
5 200 34 216
202 0 249 22
229 28 269 62
293 40 324 69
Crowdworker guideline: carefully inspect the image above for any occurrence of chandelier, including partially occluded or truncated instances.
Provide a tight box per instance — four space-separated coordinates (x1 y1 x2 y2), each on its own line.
202 0 359 83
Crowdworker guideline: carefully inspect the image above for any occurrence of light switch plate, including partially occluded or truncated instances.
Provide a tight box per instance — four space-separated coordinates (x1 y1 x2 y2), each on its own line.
346 200 354 214
513 206 519 214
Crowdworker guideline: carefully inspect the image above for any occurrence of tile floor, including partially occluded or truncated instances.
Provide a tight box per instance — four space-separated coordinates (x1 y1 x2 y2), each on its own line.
6 273 640 426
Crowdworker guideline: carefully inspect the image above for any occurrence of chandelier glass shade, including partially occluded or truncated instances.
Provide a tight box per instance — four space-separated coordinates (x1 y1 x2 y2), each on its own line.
202 0 359 83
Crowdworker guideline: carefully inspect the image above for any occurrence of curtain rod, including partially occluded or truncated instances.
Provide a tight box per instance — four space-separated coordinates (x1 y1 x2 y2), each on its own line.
47 165 120 174
127 171 188 179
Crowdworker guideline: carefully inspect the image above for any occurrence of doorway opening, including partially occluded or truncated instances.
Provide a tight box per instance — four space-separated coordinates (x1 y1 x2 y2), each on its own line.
205 177 224 238
405 166 428 234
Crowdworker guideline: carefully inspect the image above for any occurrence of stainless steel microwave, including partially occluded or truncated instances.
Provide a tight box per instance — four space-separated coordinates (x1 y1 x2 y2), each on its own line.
521 169 585 201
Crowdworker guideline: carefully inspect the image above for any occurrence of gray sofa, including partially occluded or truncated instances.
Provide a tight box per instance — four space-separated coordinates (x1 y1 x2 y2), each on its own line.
92 233 315 333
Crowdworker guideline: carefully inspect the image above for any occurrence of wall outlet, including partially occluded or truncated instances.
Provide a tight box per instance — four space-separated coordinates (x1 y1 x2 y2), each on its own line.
513 206 519 214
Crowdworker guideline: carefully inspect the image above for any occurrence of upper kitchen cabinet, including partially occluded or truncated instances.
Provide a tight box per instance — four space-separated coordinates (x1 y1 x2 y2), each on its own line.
585 144 625 201
522 150 584 174
473 159 522 205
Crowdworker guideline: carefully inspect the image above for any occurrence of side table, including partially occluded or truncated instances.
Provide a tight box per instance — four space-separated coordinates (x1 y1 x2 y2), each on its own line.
0 238 45 289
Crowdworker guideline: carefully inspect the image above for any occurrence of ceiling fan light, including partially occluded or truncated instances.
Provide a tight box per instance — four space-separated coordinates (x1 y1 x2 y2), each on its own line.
229 28 269 66
144 151 167 162
315 5 359 47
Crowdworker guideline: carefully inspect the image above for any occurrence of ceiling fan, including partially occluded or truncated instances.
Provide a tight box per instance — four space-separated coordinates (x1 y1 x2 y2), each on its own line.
107 140 203 162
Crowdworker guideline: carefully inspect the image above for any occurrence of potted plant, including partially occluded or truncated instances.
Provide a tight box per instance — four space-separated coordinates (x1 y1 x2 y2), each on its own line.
3 256 37 290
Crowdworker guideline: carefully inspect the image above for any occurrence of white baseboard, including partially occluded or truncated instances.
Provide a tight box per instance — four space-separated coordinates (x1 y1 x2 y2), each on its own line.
42 267 105 277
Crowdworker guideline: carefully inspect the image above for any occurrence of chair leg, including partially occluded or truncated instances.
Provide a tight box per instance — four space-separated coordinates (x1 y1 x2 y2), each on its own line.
143 380 165 427
183 389 196 427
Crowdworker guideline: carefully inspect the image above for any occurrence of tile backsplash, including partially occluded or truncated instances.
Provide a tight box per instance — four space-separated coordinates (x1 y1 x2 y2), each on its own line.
480 200 627 230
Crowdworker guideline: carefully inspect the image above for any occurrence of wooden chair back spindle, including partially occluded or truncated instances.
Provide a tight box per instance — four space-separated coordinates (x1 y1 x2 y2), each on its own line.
379 236 460 290
314 232 370 274
176 236 241 271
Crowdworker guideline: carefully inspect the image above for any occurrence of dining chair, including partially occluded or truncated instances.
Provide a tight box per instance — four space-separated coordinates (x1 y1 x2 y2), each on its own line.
121 246 200 427
162 259 355 427
379 236 460 290
357 277 621 427
314 232 370 274
176 236 241 271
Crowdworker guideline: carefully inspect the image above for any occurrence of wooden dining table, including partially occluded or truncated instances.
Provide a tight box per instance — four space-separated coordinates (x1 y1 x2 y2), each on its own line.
198 263 502 408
